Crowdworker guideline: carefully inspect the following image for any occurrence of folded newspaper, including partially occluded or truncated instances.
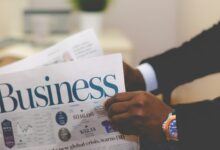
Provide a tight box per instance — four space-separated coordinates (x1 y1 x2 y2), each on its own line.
0 30 139 150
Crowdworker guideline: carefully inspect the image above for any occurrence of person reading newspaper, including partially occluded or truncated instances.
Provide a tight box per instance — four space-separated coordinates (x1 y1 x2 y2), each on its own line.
105 22 220 150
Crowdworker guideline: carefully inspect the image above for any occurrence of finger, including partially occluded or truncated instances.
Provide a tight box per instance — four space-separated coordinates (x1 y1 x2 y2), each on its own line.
107 95 144 117
110 112 130 123
110 115 138 135
118 127 138 135
105 92 137 110
107 101 130 117
115 122 137 135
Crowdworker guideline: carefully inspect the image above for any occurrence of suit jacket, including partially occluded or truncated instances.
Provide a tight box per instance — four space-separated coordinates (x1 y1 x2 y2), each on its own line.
141 22 220 150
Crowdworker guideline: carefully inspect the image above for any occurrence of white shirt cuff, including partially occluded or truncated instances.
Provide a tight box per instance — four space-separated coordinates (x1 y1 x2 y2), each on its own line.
137 63 158 92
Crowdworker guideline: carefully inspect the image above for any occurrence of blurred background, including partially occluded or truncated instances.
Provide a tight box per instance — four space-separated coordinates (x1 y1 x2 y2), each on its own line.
1 0 220 105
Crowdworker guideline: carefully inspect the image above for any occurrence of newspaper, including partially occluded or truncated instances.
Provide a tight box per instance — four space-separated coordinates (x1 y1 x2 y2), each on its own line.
0 30 139 150
0 29 103 74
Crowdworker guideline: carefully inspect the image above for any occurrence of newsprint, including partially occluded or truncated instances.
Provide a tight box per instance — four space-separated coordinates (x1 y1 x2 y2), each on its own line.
0 30 139 150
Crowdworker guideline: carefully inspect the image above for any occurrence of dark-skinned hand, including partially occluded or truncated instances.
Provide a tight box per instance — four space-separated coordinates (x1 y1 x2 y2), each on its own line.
105 91 172 143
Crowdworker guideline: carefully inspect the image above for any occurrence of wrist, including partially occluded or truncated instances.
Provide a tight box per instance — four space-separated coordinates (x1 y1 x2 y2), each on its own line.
126 68 146 91
134 69 146 90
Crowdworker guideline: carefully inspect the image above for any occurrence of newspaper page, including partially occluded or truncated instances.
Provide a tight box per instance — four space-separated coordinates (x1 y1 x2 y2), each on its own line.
0 29 103 75
0 54 139 150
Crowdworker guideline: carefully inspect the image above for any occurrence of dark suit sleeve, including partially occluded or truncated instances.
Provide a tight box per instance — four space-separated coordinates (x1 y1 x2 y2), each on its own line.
141 22 220 94
139 22 220 149
176 97 220 150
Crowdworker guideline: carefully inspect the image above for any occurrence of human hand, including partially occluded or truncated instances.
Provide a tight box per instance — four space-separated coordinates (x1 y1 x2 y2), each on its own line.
105 91 172 143
123 62 146 91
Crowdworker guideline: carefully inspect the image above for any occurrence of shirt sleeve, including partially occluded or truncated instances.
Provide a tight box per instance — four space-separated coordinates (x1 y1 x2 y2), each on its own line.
137 63 158 92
